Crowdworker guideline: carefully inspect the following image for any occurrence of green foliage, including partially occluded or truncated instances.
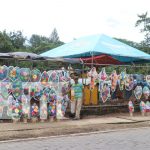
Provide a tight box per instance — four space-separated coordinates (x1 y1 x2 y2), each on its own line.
29 31 63 54
114 38 140 49
49 28 59 43
0 28 63 54
30 34 49 48
33 42 64 54
114 38 150 54
9 31 26 49
0 30 14 52
135 12 150 47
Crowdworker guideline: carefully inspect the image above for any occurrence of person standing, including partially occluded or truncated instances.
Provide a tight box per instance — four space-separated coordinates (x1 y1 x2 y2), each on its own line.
71 76 83 120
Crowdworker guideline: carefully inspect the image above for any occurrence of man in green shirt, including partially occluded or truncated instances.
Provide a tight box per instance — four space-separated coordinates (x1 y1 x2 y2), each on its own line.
71 77 83 120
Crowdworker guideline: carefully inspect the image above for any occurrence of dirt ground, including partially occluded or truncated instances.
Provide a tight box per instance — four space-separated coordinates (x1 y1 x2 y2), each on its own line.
0 112 150 141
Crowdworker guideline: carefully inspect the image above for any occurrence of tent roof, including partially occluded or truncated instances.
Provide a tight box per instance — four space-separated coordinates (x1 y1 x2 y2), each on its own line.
81 55 124 65
0 52 81 64
9 52 46 60
40 34 150 63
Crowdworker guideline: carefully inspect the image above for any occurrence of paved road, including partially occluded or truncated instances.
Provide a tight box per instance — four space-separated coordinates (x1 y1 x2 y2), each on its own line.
0 128 150 150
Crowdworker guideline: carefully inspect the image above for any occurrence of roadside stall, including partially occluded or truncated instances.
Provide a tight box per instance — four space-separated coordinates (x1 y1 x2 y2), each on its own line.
41 34 150 115
0 52 82 122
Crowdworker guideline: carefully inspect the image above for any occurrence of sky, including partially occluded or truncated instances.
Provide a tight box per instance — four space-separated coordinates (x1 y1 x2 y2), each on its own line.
0 0 149 43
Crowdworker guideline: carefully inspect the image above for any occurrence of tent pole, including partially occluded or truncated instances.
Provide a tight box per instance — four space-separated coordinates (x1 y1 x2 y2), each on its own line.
82 63 84 84
90 51 94 105
92 51 94 68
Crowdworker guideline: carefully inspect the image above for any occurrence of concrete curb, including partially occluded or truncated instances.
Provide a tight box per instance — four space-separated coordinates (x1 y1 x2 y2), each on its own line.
0 126 150 144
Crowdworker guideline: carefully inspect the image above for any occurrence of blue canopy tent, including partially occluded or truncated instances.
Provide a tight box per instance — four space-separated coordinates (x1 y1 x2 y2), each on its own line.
41 34 150 64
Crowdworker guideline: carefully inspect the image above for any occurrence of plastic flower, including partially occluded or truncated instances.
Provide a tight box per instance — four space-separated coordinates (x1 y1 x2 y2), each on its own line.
15 108 19 113
33 75 37 79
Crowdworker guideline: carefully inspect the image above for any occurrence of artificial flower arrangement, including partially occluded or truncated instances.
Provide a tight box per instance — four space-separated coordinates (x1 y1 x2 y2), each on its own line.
0 95 5 106
7 95 14 118
20 68 31 82
0 65 8 81
143 86 150 100
12 80 23 99
41 71 49 87
48 92 56 117
134 86 143 100
87 67 98 90
40 90 49 102
60 83 70 115
128 100 134 116
145 101 150 113
23 84 30 96
1 78 12 99
8 66 20 81
40 101 47 120
101 83 110 103
0 105 3 118
146 75 150 84
30 83 43 99
98 68 108 81
110 70 118 92
56 95 63 120
48 101 56 117
39 91 49 120
30 69 41 82
48 70 59 83
11 100 22 120
119 70 126 91
61 95 69 116
31 103 39 118
21 95 30 119
125 75 134 91
140 101 146 116
58 70 70 82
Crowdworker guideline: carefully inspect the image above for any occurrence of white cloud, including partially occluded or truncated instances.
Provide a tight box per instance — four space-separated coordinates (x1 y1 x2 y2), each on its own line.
0 0 149 43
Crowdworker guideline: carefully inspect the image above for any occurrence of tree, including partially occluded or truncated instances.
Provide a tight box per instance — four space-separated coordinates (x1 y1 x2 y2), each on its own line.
30 34 42 48
9 31 26 49
0 30 14 53
135 12 150 46
114 37 150 54
30 34 51 48
49 28 59 43
114 38 140 49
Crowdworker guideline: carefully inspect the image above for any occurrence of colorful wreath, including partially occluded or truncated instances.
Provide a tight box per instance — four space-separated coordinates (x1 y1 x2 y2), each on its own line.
12 80 23 99
11 100 22 120
0 65 8 81
41 71 49 87
20 68 31 82
128 100 134 113
1 78 12 99
8 66 20 81
134 86 143 100
21 95 30 119
140 101 146 113
30 69 41 82
143 86 150 99
40 101 47 120
31 103 39 118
